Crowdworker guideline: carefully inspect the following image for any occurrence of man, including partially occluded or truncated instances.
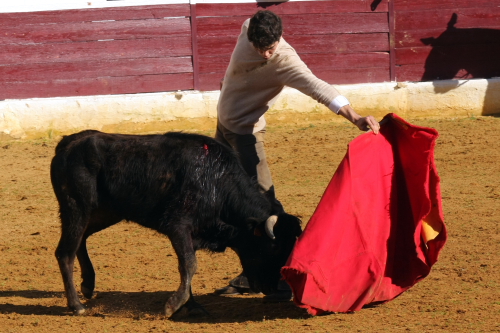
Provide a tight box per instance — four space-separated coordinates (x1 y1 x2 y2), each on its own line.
214 10 380 301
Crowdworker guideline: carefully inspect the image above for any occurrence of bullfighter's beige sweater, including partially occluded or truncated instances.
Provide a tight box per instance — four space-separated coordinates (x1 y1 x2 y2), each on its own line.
217 19 341 135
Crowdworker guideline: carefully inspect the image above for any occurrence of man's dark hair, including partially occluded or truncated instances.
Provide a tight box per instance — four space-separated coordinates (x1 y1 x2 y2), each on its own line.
247 10 283 50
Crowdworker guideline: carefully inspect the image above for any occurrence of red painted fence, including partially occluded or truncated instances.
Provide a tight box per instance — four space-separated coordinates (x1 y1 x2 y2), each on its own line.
1 0 499 99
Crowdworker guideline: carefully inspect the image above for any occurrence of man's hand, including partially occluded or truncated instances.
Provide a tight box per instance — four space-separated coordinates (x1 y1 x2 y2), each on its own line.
354 116 380 134
337 105 380 134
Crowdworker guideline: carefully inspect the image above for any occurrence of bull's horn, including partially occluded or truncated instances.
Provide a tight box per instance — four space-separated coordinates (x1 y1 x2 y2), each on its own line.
265 215 278 240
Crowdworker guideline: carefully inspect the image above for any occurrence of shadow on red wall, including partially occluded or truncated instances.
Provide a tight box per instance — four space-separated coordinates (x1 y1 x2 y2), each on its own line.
420 13 500 115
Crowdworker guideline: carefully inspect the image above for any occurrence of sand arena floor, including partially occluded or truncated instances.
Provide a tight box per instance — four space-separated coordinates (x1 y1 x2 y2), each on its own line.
0 113 499 332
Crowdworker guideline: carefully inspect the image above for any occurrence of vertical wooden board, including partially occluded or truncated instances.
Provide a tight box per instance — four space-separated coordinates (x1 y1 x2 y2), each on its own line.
0 73 194 99
0 4 191 27
190 4 200 91
0 57 193 82
0 37 192 66
0 17 191 44
196 0 388 17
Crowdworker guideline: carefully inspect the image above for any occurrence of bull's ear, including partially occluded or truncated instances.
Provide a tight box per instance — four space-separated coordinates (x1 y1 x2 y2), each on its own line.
447 13 458 28
274 213 303 238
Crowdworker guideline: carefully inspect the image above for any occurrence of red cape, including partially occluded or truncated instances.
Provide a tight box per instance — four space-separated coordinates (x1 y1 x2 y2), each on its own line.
282 114 447 315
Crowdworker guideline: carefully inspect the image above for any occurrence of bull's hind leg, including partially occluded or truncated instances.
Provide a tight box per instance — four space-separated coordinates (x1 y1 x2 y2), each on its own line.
164 222 200 318
76 238 94 300
55 209 89 315
77 209 121 300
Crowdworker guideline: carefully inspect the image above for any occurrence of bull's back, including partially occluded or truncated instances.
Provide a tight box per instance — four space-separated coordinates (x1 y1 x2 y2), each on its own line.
50 130 243 220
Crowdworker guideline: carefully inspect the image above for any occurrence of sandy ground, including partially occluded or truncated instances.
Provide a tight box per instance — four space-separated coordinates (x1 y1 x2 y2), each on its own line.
0 113 499 332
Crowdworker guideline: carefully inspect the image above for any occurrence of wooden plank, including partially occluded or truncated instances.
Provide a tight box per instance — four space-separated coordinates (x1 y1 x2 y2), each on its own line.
396 58 500 82
285 33 390 54
0 57 193 82
196 16 245 38
397 43 500 66
396 26 500 48
197 33 389 57
395 7 500 31
199 72 226 91
199 66 390 91
395 47 431 65
400 44 500 80
0 37 192 66
198 52 389 74
199 55 231 73
312 67 390 84
282 13 390 34
394 0 496 12
198 66 390 91
197 13 389 38
1 17 191 44
0 73 194 100
196 0 388 17
197 36 237 57
0 4 190 27
395 64 427 82
300 52 390 71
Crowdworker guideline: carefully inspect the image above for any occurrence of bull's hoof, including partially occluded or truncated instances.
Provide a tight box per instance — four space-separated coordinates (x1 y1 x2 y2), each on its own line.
167 304 209 319
71 305 86 316
164 304 176 318
81 284 94 299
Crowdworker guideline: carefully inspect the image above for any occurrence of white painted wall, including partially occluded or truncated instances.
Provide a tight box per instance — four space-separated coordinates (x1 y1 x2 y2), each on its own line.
2 79 499 140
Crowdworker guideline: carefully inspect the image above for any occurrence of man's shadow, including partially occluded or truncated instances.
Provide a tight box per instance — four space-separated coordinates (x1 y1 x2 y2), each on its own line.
420 13 500 116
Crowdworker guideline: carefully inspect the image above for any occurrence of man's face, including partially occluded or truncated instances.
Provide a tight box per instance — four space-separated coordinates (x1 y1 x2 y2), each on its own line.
256 41 279 60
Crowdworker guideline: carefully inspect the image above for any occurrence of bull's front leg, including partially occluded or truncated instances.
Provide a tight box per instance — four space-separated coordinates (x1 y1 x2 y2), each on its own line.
164 223 199 318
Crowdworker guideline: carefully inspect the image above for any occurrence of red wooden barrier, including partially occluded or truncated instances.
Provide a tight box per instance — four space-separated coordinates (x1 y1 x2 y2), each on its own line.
0 4 192 99
1 0 499 99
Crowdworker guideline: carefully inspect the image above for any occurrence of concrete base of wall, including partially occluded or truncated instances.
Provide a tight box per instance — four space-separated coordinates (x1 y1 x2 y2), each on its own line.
1 78 499 140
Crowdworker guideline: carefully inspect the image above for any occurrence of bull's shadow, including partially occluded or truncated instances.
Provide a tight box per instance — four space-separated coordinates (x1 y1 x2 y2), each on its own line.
420 13 500 116
0 289 308 322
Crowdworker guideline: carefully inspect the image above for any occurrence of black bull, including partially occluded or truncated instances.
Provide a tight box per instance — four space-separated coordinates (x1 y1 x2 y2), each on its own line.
50 130 302 317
